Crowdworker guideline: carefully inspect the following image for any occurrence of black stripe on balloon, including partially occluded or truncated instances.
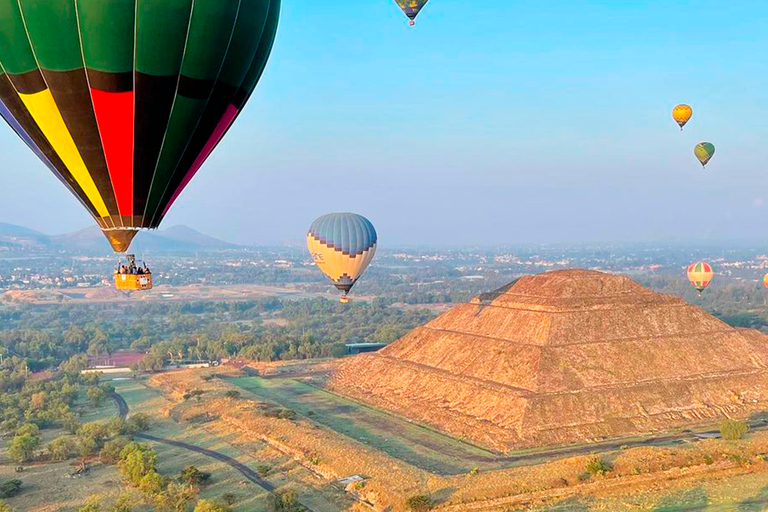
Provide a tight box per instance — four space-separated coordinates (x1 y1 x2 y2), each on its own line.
8 69 47 95
87 70 133 93
232 86 249 110
0 73 100 219
133 71 178 217
144 82 238 225
177 75 216 100
42 69 119 217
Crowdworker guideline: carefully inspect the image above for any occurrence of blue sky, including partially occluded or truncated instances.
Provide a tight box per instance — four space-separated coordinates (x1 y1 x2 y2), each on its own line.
1 0 767 246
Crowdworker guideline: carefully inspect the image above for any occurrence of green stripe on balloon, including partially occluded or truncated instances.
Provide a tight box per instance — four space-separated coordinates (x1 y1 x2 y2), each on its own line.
77 0 135 74
0 1 38 74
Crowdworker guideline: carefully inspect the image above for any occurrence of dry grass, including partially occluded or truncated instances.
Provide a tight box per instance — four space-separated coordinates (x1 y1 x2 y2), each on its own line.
151 367 768 512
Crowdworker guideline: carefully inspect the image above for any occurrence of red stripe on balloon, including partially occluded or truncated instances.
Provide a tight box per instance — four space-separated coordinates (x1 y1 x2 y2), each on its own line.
91 89 134 217
161 104 239 217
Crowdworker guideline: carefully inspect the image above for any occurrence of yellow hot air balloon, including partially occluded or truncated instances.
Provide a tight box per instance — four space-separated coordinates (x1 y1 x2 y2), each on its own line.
307 213 377 303
763 273 768 290
672 104 693 130
687 261 713 296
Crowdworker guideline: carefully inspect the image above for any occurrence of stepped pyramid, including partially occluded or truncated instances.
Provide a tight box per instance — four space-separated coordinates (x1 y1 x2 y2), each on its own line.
329 269 768 451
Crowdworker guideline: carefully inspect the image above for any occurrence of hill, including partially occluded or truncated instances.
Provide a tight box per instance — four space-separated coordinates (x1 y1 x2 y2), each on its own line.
330 269 768 451
0 222 51 249
0 222 238 253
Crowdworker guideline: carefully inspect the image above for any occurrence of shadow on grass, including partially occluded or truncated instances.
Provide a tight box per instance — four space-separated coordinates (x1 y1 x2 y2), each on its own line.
651 487 708 512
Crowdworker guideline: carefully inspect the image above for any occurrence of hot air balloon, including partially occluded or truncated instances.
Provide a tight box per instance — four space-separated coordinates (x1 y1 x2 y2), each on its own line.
672 104 693 130
687 262 713 296
0 0 280 274
763 273 768 290
395 0 429 26
307 213 377 304
694 142 716 168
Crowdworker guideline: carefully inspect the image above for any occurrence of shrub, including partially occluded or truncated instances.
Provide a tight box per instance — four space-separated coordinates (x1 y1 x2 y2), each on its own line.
224 390 240 399
0 480 22 499
720 419 749 441
0 500 14 512
256 465 271 477
268 490 305 512
468 466 480 476
126 413 151 433
100 438 130 465
585 456 612 477
405 495 435 512
180 466 211 486
277 409 297 421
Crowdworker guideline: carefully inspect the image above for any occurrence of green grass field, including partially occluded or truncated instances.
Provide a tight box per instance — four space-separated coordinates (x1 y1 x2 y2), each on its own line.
227 375 508 475
0 376 353 512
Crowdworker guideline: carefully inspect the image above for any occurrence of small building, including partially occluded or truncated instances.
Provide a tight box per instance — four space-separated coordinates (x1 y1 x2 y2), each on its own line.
345 343 387 355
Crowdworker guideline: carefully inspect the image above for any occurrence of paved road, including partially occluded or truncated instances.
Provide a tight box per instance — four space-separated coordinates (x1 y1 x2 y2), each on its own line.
111 392 315 511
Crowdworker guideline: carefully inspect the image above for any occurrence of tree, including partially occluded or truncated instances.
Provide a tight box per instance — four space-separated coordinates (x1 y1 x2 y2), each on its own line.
155 482 195 512
0 500 14 512
179 466 211 486
126 413 151 433
720 419 749 441
194 500 227 512
139 471 169 498
268 491 305 512
8 433 40 463
48 435 76 461
100 438 129 465
86 386 108 407
61 353 88 373
118 443 158 485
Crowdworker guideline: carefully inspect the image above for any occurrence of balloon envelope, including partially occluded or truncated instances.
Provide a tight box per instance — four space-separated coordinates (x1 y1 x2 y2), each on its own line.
307 213 377 297
694 142 715 168
763 273 768 290
687 262 714 293
672 104 692 130
0 0 280 252
395 0 429 24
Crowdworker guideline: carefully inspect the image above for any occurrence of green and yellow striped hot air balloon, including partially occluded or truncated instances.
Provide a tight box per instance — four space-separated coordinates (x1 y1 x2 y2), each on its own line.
0 0 280 253
694 142 716 168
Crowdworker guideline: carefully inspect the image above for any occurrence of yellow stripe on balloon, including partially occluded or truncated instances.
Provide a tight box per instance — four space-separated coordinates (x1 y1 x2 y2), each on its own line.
17 89 109 217
306 235 377 284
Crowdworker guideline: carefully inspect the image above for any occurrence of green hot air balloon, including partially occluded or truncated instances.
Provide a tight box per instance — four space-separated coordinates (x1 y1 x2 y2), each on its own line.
0 0 280 253
694 142 716 168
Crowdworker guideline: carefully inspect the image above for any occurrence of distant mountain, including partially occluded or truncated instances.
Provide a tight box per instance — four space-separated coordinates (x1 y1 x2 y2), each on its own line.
160 225 237 249
0 222 238 253
0 222 51 249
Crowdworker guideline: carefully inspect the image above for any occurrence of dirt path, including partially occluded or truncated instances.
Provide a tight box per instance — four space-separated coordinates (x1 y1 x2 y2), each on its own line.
112 392 317 512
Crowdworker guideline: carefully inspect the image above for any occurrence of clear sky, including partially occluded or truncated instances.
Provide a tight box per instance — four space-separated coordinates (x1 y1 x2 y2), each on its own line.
1 0 767 246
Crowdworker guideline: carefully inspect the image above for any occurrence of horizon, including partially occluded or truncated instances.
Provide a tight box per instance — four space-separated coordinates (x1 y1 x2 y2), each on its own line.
1 1 767 248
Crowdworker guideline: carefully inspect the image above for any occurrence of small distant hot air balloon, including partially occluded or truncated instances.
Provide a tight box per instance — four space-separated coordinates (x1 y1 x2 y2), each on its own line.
672 104 693 130
687 262 713 296
763 273 768 290
395 0 429 26
307 213 377 303
694 142 716 168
